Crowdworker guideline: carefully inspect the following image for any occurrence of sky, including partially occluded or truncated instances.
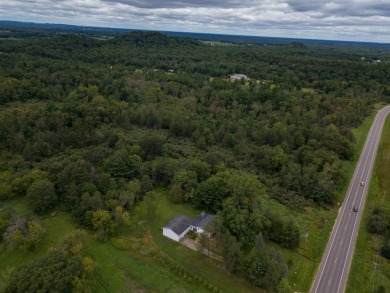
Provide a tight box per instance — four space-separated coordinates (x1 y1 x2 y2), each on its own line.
1 0 390 43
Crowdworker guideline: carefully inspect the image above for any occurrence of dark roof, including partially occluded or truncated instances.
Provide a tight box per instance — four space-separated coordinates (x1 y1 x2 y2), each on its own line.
163 215 192 235
191 212 216 228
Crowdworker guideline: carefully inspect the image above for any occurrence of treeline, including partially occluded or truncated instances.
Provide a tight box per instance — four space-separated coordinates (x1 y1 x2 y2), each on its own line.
1 31 388 218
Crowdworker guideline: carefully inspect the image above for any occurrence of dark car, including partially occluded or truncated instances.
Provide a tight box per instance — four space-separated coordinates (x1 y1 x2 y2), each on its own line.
353 206 359 212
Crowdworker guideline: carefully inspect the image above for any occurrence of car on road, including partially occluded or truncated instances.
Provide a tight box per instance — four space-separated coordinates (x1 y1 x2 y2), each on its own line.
353 206 359 212
360 181 365 186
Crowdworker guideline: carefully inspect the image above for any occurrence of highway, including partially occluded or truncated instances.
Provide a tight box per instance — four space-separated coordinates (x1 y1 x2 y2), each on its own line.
311 105 390 293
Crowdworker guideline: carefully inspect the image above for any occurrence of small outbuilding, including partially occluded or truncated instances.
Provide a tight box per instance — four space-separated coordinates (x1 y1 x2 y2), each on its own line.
162 215 192 242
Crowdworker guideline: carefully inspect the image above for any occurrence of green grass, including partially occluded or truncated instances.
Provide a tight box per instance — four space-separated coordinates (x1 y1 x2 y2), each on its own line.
258 191 337 292
0 199 200 292
83 235 198 293
346 108 390 293
5 198 31 215
148 190 265 293
0 209 75 272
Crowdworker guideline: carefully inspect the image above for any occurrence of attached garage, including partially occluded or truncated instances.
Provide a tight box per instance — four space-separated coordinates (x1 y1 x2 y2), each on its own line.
190 212 216 234
162 215 192 242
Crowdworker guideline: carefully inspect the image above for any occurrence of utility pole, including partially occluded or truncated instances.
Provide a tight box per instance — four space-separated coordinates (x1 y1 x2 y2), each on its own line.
208 234 210 258
304 232 309 250
370 261 379 282
370 261 380 293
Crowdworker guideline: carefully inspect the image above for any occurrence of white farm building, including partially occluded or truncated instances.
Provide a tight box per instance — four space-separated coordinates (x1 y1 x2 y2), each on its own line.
162 215 192 242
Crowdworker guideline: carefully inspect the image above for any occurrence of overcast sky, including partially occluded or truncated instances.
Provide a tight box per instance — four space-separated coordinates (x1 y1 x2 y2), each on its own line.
1 0 390 42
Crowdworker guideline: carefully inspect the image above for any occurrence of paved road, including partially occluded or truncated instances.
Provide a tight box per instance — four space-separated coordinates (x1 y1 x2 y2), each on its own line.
311 105 390 293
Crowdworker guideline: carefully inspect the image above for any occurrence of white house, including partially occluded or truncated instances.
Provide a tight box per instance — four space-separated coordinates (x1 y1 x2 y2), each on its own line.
189 212 216 234
229 73 249 80
162 215 192 242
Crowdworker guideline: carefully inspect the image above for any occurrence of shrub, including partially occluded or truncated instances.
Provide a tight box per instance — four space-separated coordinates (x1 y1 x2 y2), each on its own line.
187 230 197 240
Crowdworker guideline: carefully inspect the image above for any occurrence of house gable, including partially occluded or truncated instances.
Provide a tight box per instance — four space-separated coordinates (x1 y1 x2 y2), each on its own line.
190 212 216 234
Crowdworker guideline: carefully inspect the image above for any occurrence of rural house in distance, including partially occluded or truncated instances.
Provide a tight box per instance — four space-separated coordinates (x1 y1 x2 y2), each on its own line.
229 73 249 80
163 212 216 242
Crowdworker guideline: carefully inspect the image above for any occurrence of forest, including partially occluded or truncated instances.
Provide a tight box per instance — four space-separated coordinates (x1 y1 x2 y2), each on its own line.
0 24 390 292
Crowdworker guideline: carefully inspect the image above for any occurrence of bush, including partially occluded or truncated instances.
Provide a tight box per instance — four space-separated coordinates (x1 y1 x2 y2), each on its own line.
26 179 57 214
367 208 388 235
187 230 197 240
381 239 390 259
0 182 13 200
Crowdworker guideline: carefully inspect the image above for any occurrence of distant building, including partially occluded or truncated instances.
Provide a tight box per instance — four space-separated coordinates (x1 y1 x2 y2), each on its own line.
162 212 216 242
229 73 249 80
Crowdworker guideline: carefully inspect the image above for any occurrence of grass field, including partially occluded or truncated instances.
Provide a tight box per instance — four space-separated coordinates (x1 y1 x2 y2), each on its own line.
0 209 75 273
346 110 390 293
83 234 200 293
0 198 213 292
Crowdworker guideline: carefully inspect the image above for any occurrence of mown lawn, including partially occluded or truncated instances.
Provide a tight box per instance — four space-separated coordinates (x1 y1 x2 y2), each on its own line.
83 234 198 293
346 108 390 293
147 190 265 293
0 206 75 273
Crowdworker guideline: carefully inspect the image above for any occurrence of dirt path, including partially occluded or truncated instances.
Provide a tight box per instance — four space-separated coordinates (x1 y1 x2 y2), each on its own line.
180 237 223 262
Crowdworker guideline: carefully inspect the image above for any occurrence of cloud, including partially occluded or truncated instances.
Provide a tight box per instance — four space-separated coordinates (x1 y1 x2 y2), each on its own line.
287 0 327 12
102 0 260 9
1 0 390 42
287 0 390 18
